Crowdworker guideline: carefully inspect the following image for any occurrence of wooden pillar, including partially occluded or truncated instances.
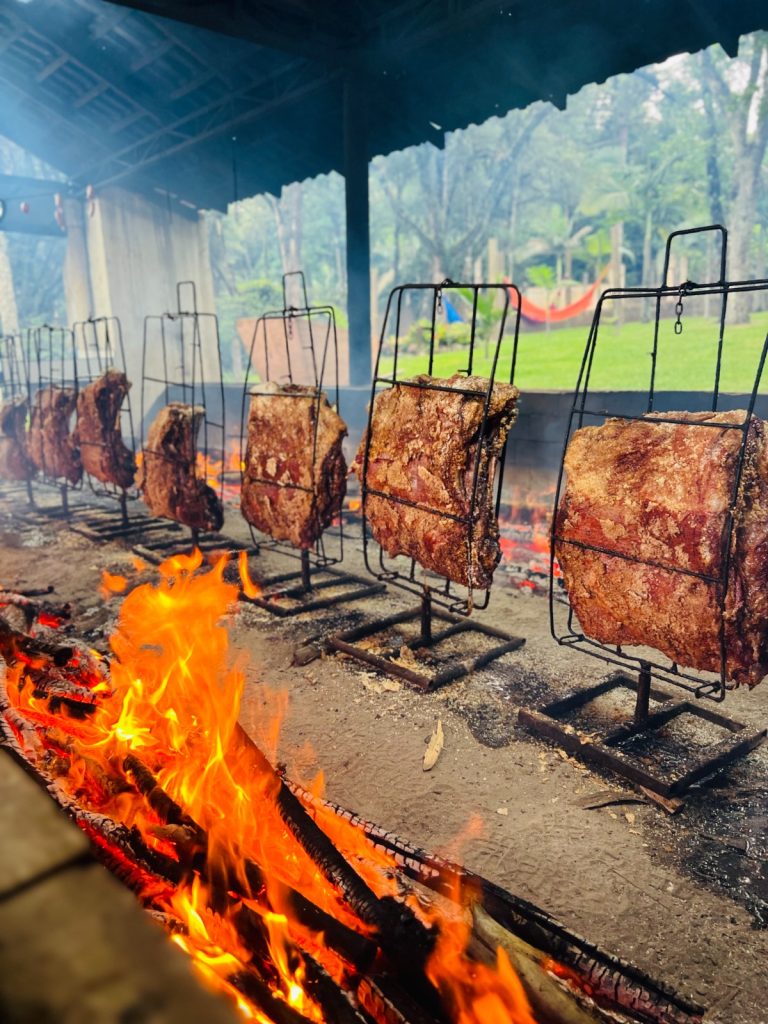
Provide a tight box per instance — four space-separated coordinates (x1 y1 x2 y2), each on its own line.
343 73 372 387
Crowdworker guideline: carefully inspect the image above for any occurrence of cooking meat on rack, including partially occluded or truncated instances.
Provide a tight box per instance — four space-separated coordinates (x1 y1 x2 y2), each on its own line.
555 410 768 687
137 402 223 532
27 387 82 485
241 383 347 549
353 373 520 589
0 396 33 482
74 369 136 490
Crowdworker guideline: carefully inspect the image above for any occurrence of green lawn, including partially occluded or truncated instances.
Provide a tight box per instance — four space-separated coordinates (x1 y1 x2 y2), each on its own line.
379 311 768 392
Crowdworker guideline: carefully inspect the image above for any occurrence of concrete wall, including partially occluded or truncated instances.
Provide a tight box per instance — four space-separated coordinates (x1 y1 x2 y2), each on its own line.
64 187 217 418
219 386 764 499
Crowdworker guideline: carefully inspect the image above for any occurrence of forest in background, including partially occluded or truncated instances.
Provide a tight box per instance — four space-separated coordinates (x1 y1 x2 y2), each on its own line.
3 31 768 376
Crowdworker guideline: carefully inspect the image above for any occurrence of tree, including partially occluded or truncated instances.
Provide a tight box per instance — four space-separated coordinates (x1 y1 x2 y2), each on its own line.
700 34 768 317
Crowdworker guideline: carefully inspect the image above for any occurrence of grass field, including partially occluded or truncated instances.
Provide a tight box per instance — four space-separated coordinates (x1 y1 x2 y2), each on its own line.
379 311 768 392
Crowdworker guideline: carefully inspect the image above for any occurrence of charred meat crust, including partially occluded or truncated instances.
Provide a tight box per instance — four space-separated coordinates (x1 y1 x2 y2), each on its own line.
74 369 136 491
556 410 768 687
241 383 347 550
354 374 520 590
28 387 82 485
137 402 223 532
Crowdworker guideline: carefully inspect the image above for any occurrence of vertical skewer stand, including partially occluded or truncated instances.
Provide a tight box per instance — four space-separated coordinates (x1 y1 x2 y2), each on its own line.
519 226 768 799
328 280 526 691
238 272 383 616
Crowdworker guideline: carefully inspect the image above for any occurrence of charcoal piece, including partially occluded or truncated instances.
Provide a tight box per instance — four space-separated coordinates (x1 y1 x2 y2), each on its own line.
555 410 768 687
137 402 223 532
0 396 33 481
354 374 520 589
241 383 347 549
27 387 82 485
75 368 136 490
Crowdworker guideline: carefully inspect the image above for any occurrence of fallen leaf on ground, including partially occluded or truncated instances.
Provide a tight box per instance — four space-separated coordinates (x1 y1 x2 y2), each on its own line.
423 719 444 771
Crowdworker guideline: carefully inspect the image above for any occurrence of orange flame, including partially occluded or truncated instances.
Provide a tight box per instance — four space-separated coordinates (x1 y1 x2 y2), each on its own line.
3 554 548 1022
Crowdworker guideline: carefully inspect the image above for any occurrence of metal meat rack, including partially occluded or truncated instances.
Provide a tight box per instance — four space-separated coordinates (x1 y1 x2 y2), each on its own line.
25 323 84 518
0 331 34 507
61 315 141 542
133 280 250 562
329 279 526 691
238 271 383 616
520 225 768 801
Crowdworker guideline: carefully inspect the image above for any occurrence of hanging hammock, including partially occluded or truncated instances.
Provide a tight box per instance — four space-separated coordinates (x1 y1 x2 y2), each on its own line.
505 266 610 324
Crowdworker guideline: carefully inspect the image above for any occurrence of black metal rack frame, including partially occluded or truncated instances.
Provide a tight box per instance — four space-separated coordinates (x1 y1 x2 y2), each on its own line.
329 279 526 691
134 280 232 561
0 332 35 506
519 226 767 797
71 315 138 530
26 323 83 515
238 271 383 615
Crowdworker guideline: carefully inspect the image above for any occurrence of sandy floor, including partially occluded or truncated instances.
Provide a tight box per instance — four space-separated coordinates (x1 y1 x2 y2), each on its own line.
1 493 767 1024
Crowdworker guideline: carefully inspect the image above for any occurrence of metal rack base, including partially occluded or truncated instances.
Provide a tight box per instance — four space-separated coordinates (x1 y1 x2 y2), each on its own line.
238 551 384 618
132 530 257 566
329 593 525 692
519 670 767 798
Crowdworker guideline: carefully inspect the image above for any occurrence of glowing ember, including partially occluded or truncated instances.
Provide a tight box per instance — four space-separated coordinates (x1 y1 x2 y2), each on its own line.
0 553 561 1022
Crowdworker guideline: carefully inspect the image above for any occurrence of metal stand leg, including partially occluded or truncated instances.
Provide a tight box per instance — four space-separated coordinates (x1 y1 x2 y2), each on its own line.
300 549 312 592
119 490 129 529
634 661 651 724
60 485 68 518
190 528 199 551
25 479 35 508
420 589 433 645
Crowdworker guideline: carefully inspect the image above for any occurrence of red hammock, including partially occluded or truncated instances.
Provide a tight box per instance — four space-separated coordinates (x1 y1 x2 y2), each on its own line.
505 267 609 324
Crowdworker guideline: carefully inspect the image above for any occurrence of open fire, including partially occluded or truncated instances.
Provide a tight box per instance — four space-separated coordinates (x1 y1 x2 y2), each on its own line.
0 553 701 1024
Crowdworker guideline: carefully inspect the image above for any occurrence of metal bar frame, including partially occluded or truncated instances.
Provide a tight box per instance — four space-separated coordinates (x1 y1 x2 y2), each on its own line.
238 271 378 616
329 278 525 685
138 279 226 546
525 225 768 794
72 314 138 526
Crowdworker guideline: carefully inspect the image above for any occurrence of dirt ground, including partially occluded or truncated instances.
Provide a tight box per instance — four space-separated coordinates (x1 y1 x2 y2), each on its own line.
1 491 767 1024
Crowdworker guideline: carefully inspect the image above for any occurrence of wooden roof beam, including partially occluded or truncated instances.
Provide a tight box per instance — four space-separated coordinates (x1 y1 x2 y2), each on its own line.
35 53 69 83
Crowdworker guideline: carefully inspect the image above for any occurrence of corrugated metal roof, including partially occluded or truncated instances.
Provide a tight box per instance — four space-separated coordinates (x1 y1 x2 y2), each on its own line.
0 0 765 210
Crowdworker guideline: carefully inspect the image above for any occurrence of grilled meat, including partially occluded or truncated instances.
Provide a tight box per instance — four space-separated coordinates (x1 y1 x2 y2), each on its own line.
353 374 520 589
27 387 82 485
75 369 136 490
137 402 223 532
555 410 768 687
241 383 347 549
0 396 33 481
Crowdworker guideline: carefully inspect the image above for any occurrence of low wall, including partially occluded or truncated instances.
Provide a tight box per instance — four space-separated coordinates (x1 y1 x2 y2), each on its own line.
220 385 763 480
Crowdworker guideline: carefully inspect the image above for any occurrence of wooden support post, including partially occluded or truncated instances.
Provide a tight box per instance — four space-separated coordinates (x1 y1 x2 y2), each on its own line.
343 73 372 388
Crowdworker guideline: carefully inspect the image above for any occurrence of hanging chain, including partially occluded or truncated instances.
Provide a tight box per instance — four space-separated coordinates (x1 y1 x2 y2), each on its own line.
674 285 685 335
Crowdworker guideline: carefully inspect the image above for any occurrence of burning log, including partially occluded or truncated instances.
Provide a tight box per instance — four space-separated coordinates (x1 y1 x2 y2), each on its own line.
235 724 438 979
285 781 704 1024
357 975 443 1024
0 618 74 669
120 752 379 974
0 588 71 631
471 905 604 1024
124 753 203 839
